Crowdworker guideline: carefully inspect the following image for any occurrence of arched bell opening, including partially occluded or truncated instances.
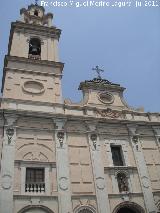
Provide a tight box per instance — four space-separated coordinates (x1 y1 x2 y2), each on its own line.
113 202 145 213
34 10 39 16
117 207 138 213
28 37 41 60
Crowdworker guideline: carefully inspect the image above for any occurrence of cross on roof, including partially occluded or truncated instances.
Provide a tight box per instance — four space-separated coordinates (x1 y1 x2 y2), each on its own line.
92 65 104 79
35 0 39 5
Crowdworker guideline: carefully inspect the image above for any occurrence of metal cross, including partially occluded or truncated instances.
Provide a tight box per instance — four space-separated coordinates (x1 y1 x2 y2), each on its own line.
92 65 104 79
35 0 39 5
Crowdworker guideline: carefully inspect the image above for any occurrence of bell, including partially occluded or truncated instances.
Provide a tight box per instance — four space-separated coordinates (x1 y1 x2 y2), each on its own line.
31 45 39 55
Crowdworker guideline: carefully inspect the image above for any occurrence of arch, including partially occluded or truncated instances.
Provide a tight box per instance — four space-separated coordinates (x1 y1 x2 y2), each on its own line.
34 10 39 16
74 205 96 213
28 37 41 58
112 202 145 213
17 205 54 213
155 200 160 212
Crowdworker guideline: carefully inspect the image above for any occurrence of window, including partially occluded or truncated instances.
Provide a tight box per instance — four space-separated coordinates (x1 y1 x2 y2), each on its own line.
117 172 129 192
111 146 124 166
25 168 45 193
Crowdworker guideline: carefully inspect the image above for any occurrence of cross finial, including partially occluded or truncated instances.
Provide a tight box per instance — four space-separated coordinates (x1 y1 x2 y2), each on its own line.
92 65 104 79
35 0 39 5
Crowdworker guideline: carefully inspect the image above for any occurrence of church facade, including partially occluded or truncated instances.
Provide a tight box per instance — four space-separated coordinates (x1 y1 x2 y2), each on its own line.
0 3 160 213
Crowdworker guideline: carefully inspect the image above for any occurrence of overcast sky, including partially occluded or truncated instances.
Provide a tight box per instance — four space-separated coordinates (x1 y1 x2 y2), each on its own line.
0 0 160 112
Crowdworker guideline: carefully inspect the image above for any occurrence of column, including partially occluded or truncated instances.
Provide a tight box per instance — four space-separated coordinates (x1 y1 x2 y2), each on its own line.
54 119 72 213
0 115 18 213
86 122 111 213
127 124 157 213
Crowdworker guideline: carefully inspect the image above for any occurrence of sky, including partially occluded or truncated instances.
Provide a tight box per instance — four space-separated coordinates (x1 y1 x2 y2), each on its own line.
0 0 160 112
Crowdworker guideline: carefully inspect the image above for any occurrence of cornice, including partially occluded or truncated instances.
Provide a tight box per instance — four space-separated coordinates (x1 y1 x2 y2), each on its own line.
5 55 64 70
0 107 160 127
11 21 61 39
79 78 125 92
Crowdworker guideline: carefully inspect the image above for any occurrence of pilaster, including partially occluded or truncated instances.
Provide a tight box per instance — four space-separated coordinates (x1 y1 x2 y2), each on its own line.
54 119 72 213
127 124 157 213
152 126 160 152
86 122 111 213
0 115 18 213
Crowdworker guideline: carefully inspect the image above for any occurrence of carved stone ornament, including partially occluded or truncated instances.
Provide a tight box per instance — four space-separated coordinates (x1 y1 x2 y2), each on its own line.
90 134 97 149
132 135 139 150
57 131 64 147
98 92 114 104
59 177 68 190
6 127 14 144
132 135 138 143
141 176 150 188
96 177 105 190
96 108 122 118
1 174 12 189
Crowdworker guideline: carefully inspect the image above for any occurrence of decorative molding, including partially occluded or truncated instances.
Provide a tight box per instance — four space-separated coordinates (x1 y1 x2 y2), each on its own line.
96 108 122 118
74 205 96 213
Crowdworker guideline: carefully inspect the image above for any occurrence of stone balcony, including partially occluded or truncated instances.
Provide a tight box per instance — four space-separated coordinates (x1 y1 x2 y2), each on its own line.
25 182 45 194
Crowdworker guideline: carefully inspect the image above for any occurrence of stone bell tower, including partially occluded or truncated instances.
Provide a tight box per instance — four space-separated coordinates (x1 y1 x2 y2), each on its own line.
2 3 64 104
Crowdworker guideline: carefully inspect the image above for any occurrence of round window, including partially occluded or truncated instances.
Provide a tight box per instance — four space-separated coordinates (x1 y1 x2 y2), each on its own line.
98 92 114 104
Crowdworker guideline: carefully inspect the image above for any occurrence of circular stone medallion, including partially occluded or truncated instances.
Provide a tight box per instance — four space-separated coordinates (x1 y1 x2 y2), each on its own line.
1 174 12 189
98 92 114 104
23 81 45 94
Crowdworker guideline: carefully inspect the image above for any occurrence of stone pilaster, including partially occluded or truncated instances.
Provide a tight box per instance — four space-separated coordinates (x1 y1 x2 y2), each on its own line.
127 125 157 213
54 119 72 213
86 122 111 213
0 115 18 213
152 126 160 152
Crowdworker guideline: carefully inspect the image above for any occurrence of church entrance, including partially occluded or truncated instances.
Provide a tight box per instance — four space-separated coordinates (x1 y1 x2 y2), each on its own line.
117 207 138 213
113 202 145 213
24 209 47 213
18 205 54 213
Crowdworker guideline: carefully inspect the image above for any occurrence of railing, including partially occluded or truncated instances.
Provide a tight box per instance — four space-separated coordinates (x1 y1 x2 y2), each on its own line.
28 54 41 60
25 182 45 193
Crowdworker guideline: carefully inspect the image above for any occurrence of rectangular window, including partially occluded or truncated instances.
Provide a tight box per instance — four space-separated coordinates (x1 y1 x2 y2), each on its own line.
25 168 45 193
111 146 124 166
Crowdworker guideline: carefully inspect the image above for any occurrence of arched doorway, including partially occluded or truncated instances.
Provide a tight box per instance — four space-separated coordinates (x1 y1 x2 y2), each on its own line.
18 205 54 213
113 202 145 213
117 207 138 213
78 209 94 213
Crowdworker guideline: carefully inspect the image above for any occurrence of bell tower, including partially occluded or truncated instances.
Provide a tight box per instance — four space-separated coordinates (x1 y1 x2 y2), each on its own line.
2 3 64 104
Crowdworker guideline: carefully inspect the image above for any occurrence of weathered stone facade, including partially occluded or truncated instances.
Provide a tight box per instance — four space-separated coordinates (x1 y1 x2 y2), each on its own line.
0 3 160 213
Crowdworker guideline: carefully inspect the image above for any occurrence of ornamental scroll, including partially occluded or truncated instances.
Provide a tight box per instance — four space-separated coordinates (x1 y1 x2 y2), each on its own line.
96 108 122 118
